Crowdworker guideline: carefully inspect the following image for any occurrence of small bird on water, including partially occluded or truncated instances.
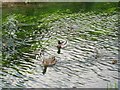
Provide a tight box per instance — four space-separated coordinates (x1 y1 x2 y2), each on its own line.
57 40 67 54
42 56 57 74
112 60 117 64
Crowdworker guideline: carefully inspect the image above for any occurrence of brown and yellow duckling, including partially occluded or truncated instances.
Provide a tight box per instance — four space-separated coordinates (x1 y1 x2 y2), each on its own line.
42 56 57 74
57 40 67 54
112 60 117 64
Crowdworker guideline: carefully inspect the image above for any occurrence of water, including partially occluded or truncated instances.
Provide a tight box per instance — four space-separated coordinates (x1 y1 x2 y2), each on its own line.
1 3 118 88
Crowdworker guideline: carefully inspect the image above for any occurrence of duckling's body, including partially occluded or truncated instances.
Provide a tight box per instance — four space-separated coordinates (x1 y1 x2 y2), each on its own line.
42 56 56 74
57 40 67 54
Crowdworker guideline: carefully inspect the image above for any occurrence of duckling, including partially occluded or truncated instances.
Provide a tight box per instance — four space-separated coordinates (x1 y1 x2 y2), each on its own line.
57 40 67 54
112 60 117 64
42 56 57 74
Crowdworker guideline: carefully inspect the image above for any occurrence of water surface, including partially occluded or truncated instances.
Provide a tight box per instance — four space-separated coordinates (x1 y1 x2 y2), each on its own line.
1 2 118 88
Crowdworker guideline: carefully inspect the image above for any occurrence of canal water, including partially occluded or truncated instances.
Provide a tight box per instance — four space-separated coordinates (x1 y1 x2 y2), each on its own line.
1 2 119 88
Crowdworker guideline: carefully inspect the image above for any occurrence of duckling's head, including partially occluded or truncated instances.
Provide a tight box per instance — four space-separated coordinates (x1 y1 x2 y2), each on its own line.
58 40 61 44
